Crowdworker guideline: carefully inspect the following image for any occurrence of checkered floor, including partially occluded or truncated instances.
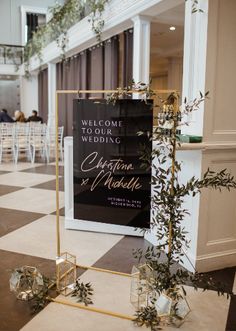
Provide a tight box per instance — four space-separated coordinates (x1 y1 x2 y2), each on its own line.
0 161 235 331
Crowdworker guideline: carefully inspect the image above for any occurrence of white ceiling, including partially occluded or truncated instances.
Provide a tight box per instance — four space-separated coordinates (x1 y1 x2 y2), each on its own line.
150 3 185 77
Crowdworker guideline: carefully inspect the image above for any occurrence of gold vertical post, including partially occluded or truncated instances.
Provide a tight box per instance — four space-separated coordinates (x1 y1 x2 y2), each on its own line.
168 93 179 254
55 91 60 257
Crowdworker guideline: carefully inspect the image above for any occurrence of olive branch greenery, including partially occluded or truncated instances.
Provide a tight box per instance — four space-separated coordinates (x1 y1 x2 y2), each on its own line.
71 279 94 305
29 276 52 313
133 91 235 327
106 80 156 105
134 306 162 331
30 277 94 312
187 0 204 13
106 85 236 327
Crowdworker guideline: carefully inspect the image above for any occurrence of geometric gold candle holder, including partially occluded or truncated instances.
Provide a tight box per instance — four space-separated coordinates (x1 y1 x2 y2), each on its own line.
56 252 77 296
155 289 191 328
155 293 172 317
9 265 44 301
171 294 191 327
130 264 154 310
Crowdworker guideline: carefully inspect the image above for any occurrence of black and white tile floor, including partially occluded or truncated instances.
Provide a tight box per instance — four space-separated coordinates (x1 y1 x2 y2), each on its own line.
0 161 235 331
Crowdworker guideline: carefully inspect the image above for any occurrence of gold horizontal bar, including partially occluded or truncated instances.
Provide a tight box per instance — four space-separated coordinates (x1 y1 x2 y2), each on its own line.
51 297 135 321
76 264 132 278
56 89 178 94
48 281 56 290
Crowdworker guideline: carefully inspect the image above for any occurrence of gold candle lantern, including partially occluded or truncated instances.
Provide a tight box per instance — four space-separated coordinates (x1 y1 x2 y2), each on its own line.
130 264 154 310
155 288 190 328
56 252 77 296
9 266 44 301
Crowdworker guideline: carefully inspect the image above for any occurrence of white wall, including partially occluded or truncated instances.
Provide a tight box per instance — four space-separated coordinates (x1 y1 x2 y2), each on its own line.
151 75 168 91
192 0 236 271
197 148 236 271
20 74 38 117
151 75 168 123
204 0 236 143
0 0 64 45
0 79 21 116
167 57 183 94
176 0 236 272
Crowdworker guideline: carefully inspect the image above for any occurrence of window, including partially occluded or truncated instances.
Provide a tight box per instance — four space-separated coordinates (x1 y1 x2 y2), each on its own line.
26 13 46 42
21 6 48 45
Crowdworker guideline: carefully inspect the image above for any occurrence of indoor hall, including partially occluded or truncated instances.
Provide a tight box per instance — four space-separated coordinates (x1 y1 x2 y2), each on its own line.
0 0 236 330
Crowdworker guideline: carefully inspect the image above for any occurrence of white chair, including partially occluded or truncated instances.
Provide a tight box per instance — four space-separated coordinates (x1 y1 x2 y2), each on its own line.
0 123 16 163
14 123 31 163
30 123 48 163
46 126 64 162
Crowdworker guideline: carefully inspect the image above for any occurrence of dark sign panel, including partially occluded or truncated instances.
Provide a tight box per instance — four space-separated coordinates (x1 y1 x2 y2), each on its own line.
73 99 153 228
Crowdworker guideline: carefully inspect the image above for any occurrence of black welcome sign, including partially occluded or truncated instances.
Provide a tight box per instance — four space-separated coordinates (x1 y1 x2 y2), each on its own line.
73 99 153 228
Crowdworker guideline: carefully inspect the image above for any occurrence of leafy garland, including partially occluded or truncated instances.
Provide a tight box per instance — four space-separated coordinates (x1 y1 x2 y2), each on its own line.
106 83 236 328
3 46 22 72
23 0 110 77
87 0 109 41
22 0 203 78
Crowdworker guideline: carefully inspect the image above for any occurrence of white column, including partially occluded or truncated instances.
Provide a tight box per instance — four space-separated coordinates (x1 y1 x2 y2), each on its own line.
167 57 183 94
132 15 151 85
64 137 74 220
47 62 56 127
20 74 38 118
181 0 209 136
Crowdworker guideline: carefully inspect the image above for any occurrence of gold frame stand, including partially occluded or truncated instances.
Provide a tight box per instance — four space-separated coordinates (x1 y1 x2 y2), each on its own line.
54 89 177 321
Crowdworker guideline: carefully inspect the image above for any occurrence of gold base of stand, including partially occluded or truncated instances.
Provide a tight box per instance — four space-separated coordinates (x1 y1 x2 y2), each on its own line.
54 262 134 321
50 297 135 321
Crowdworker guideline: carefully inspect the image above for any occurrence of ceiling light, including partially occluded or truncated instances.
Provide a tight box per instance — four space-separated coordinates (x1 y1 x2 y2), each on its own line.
169 26 176 31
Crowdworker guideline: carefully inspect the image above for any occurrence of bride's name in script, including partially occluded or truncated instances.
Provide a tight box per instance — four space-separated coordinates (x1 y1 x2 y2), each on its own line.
81 151 142 192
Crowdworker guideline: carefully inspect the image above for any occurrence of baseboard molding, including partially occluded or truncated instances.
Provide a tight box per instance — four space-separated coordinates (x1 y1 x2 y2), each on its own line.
180 249 236 273
195 249 236 272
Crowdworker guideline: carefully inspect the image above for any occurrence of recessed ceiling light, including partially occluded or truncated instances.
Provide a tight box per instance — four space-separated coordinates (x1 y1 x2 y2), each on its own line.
169 26 176 31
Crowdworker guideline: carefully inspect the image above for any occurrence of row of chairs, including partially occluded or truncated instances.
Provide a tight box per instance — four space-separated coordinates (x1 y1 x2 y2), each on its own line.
0 122 64 164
